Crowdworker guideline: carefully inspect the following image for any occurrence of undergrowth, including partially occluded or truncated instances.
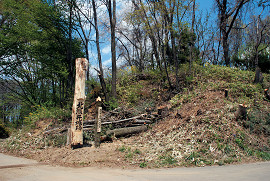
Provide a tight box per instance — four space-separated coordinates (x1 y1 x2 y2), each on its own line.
23 105 71 127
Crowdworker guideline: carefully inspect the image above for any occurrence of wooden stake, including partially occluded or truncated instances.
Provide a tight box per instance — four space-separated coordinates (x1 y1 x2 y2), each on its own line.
70 58 88 148
95 97 102 147
66 128 71 146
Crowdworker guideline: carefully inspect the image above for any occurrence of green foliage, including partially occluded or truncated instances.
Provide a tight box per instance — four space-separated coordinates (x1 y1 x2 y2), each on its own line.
134 148 142 155
105 98 119 110
0 0 84 126
46 134 66 148
118 66 138 86
246 108 270 135
159 154 178 166
196 64 269 102
232 47 270 73
118 145 126 152
139 161 147 168
24 105 71 126
170 88 196 108
255 151 270 160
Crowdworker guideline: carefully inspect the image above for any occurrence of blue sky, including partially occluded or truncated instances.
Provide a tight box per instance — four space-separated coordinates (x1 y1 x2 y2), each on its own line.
197 0 214 11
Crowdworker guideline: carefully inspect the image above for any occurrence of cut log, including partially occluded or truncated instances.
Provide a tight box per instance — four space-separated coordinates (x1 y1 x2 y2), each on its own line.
264 89 270 101
106 125 148 138
235 104 248 120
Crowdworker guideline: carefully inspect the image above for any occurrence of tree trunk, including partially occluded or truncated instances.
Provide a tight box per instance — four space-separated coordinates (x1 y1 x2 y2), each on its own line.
108 0 117 99
67 0 74 97
254 67 263 83
93 0 109 102
70 58 88 148
216 0 250 66
222 34 230 66
189 0 196 72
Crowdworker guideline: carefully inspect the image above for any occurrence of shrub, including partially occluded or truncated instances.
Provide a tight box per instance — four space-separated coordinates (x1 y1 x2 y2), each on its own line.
24 105 71 126
0 123 10 138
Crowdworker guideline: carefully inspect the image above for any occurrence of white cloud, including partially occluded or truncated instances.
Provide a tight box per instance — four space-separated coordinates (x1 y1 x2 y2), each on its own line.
102 45 111 54
117 56 126 67
103 58 112 67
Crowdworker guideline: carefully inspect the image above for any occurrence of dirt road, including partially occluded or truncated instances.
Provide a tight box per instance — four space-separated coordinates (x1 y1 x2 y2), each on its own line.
0 153 269 181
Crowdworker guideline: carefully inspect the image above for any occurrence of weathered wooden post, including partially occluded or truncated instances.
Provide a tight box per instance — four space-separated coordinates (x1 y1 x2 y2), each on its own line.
70 58 88 148
95 97 102 147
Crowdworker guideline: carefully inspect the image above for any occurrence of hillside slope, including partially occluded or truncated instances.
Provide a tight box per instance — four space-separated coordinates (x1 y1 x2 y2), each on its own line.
1 64 269 168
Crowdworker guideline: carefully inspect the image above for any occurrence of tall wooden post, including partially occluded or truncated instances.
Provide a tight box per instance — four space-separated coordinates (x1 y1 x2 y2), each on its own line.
70 58 88 148
95 97 102 147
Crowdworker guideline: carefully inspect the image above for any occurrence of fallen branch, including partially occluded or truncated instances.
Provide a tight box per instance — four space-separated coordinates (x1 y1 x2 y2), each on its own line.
100 114 147 125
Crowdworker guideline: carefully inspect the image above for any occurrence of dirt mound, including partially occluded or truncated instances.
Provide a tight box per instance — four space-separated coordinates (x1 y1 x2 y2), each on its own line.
125 90 269 167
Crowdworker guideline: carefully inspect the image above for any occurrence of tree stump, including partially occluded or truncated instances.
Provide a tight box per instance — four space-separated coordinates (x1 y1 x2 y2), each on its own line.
264 89 270 101
157 105 169 118
235 104 248 121
70 58 88 148
224 89 228 98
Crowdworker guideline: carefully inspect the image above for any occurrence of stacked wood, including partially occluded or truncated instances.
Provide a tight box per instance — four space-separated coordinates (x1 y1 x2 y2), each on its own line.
43 107 160 144
83 114 153 128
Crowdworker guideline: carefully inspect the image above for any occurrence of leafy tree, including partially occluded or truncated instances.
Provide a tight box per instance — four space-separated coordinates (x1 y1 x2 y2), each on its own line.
0 0 84 123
